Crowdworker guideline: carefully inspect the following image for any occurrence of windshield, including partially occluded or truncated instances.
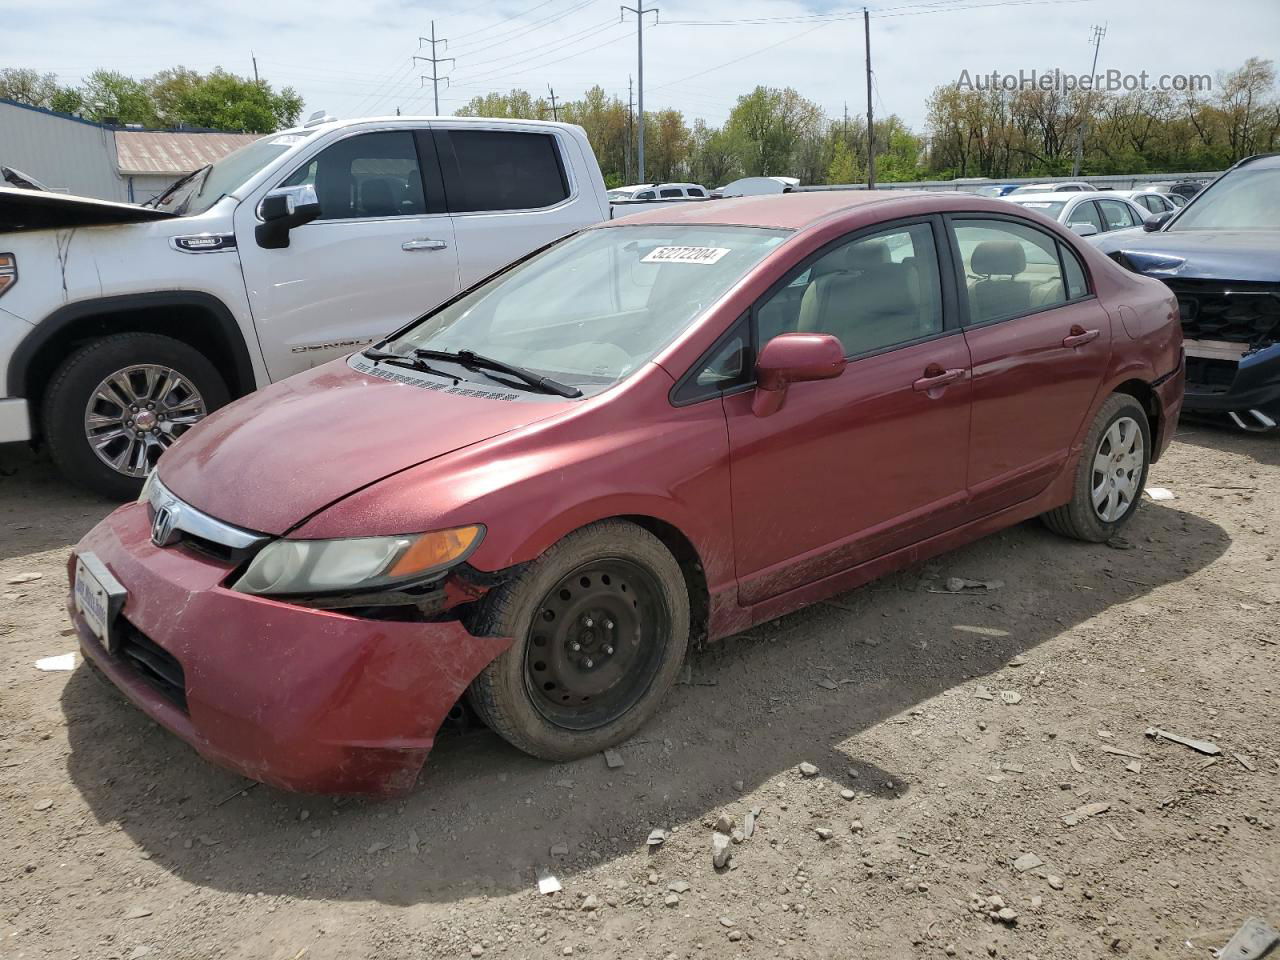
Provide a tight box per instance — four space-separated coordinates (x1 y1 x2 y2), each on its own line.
1168 166 1280 231
1012 200 1066 217
386 224 790 391
154 131 315 216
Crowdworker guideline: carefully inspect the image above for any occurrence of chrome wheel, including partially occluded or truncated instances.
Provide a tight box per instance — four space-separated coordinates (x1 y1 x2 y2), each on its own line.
83 364 208 477
1090 415 1144 523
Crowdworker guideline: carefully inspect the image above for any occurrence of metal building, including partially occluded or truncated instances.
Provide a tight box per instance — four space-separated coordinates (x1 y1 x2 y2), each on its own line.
0 98 259 203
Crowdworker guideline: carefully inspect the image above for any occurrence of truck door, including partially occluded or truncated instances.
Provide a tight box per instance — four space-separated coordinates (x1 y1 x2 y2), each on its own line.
234 127 459 381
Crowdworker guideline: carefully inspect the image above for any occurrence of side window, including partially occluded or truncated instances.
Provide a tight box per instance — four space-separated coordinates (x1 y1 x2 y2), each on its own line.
952 218 1067 323
437 130 568 213
1059 242 1089 300
755 222 943 358
1097 199 1137 230
281 131 426 220
659 187 683 198
635 190 656 200
1065 201 1103 233
1137 195 1158 213
673 317 751 404
687 187 706 197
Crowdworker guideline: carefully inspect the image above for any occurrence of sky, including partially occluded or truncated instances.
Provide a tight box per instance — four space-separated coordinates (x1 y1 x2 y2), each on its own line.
2 0 1277 131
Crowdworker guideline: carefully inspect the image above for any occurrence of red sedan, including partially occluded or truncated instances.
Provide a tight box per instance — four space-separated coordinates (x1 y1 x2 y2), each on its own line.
69 191 1184 795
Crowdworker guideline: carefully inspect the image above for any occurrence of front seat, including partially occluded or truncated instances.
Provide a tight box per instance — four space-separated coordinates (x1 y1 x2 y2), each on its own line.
970 240 1030 319
798 241 915 355
359 178 399 217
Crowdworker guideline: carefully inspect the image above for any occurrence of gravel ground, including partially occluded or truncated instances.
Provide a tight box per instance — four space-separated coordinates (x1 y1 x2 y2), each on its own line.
1 423 1277 960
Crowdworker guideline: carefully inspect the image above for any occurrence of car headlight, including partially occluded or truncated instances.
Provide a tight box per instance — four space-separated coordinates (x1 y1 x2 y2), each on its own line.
232 525 483 596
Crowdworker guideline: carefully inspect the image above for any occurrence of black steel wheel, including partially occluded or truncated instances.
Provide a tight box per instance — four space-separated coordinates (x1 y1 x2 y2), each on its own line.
524 558 671 730
467 520 690 760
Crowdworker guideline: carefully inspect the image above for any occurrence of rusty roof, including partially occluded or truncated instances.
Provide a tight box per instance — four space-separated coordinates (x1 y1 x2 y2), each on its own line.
113 130 261 176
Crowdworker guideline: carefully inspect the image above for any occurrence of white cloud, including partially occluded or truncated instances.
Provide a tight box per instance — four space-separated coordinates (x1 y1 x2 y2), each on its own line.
3 0 1276 131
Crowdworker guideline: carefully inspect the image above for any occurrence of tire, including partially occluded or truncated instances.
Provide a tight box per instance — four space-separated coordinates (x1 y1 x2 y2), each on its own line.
467 520 691 760
1042 392 1151 542
43 332 230 500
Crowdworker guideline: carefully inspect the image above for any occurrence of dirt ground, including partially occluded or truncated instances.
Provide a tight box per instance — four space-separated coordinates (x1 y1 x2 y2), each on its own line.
1 423 1277 960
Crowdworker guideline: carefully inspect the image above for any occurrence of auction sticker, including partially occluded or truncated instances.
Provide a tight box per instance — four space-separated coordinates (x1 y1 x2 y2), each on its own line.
642 246 730 265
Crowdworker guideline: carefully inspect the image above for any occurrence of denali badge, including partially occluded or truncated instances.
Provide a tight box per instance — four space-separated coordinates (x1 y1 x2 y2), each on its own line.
151 504 181 546
170 234 237 253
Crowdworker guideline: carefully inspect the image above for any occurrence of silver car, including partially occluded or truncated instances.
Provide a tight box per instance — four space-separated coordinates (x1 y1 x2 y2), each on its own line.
1005 191 1154 238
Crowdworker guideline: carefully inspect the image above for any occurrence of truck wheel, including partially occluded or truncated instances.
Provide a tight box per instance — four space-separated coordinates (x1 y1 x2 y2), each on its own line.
1042 393 1151 542
467 520 690 760
43 333 229 500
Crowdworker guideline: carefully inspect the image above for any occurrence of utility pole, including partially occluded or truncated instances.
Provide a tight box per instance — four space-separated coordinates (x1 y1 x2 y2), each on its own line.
1071 23 1106 176
864 8 875 189
621 4 658 182
415 20 454 115
625 75 634 183
548 84 559 121
251 52 260 85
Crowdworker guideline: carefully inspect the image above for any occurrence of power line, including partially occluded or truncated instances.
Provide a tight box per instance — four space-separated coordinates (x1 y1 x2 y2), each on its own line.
650 19 828 91
458 17 621 72
449 22 631 87
452 0 599 55
449 0 561 43
661 0 1102 25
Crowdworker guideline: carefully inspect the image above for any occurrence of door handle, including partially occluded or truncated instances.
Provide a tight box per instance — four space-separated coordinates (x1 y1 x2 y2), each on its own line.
402 239 449 252
912 366 965 392
1063 326 1100 348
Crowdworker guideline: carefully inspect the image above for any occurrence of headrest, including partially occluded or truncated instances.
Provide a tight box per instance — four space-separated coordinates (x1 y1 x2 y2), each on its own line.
971 240 1026 277
845 240 890 273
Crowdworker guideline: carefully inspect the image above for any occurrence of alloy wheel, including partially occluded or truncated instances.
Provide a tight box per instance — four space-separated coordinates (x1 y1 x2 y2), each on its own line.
83 364 208 477
1090 415 1144 522
523 558 671 731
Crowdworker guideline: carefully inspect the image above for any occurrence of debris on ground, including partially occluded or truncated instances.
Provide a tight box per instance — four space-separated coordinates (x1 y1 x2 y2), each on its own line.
1216 917 1280 960
815 827 833 840
742 808 759 839
1145 486 1176 501
1234 754 1258 772
1012 853 1044 872
1145 726 1221 755
34 653 75 671
6 572 42 585
646 829 667 847
713 813 734 834
937 577 1004 594
1062 801 1111 826
974 685 996 701
711 831 732 869
798 762 819 777
1000 690 1022 705
603 749 624 769
537 872 562 895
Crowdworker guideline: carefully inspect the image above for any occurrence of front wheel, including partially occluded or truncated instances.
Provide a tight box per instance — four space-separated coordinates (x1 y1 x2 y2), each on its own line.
467 520 690 760
43 333 230 500
1042 392 1151 542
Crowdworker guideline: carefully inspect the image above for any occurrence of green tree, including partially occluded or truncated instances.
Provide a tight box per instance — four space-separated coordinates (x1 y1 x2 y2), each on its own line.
148 68 301 132
79 70 159 126
454 89 547 120
827 137 856 184
0 68 59 107
725 86 824 177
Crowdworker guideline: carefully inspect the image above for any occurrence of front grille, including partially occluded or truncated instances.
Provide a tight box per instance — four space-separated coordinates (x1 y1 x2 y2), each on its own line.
1164 279 1280 344
116 618 188 713
1184 355 1238 394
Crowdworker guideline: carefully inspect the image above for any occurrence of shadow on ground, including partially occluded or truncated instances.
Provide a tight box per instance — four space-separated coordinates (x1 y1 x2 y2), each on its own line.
59 496 1231 906
1173 417 1280 468
0 443 117 562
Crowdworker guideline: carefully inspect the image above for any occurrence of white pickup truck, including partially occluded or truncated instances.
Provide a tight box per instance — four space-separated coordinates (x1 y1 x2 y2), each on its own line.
0 115 614 497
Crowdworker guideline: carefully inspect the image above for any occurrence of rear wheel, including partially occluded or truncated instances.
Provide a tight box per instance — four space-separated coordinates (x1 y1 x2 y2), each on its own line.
467 520 690 760
43 333 229 500
1043 393 1151 542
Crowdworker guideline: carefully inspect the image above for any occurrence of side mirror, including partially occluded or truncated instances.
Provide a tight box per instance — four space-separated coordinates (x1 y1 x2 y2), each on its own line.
255 185 322 249
1068 222 1099 237
752 333 846 417
1143 211 1174 232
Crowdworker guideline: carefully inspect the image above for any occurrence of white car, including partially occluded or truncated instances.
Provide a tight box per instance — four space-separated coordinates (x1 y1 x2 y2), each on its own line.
1007 181 1096 195
0 115 613 497
607 182 709 200
1106 189 1181 217
1005 191 1153 239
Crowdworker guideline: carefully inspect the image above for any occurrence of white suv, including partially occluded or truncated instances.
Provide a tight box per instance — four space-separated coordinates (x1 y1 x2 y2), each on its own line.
0 116 611 497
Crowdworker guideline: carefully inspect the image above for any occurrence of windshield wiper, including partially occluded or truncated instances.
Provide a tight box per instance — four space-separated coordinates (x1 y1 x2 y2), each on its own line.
411 348 582 398
363 347 458 382
146 164 210 210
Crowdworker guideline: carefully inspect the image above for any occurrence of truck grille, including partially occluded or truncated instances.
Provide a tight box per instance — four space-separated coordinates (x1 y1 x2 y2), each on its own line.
1165 279 1280 344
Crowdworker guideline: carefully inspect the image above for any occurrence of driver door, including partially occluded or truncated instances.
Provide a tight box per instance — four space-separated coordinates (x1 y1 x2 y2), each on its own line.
235 127 459 381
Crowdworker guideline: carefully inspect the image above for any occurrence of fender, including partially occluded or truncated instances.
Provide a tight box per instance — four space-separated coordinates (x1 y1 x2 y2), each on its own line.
6 290 257 400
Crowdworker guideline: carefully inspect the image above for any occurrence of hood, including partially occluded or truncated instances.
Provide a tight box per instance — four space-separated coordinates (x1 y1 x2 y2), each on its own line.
1096 229 1280 282
0 186 175 232
157 357 568 535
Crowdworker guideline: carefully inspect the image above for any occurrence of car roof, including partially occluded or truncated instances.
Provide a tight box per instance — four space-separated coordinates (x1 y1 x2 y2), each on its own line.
1007 192 1090 202
604 189 1007 230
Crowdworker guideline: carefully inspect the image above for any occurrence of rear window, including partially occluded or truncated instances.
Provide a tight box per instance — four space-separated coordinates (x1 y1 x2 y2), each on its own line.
659 188 683 198
439 130 569 213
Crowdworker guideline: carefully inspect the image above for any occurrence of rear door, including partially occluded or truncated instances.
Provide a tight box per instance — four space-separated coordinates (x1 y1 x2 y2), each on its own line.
1096 198 1140 234
434 125 597 289
235 127 458 381
716 217 973 605
947 214 1110 515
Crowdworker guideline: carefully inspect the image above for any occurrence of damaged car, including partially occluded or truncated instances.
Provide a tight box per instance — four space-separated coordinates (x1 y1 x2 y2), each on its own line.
1094 152 1280 431
69 191 1182 795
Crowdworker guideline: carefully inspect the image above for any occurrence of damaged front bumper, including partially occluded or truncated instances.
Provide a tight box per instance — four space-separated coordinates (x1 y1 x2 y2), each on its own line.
68 503 511 796
1182 339 1280 428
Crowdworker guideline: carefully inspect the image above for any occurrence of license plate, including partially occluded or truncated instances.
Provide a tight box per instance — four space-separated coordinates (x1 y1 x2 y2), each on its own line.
74 552 126 654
